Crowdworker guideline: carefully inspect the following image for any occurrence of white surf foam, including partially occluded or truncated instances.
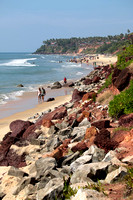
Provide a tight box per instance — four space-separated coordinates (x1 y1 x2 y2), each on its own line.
61 63 81 68
76 72 84 76
0 58 37 67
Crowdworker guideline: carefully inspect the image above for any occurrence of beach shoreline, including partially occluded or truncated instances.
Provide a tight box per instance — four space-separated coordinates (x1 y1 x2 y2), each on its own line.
0 54 117 140
0 93 72 140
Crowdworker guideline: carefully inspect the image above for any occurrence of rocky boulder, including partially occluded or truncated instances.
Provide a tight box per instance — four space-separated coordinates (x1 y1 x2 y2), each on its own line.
51 81 62 89
71 89 86 102
113 68 131 91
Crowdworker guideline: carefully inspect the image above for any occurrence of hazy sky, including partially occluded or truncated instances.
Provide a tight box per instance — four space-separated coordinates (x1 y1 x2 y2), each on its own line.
0 0 133 52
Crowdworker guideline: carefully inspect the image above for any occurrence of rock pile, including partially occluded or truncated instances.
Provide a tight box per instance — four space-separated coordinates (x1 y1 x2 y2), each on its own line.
0 64 132 199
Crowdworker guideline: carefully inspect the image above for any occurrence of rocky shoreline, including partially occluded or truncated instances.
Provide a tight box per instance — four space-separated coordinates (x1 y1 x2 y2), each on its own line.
0 63 133 199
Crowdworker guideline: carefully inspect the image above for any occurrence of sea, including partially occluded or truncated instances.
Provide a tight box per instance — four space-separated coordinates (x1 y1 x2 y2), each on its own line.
0 52 93 106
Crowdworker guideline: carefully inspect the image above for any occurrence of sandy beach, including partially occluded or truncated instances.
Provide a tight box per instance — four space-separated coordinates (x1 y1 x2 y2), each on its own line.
0 54 117 141
0 93 72 141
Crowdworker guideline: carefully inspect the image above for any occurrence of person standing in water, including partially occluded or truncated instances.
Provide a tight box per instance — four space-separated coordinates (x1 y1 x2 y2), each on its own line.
64 77 67 84
41 87 46 102
37 88 42 103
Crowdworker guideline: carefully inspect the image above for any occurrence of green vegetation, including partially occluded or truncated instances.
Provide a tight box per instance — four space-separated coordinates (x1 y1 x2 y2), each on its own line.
34 32 132 55
83 181 106 195
98 73 113 93
62 178 77 199
113 126 133 133
124 168 133 197
116 45 133 69
109 80 133 119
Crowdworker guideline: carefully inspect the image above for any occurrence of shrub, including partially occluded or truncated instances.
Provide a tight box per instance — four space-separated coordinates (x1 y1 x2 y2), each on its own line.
98 72 112 93
117 45 133 70
109 80 133 118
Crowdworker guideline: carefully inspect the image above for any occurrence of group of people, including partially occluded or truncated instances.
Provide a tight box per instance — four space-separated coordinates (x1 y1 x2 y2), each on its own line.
37 87 46 102
37 77 67 103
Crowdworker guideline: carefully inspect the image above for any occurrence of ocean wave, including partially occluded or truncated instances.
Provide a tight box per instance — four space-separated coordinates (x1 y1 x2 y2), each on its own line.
61 63 81 68
76 72 84 76
0 58 37 67
0 90 25 105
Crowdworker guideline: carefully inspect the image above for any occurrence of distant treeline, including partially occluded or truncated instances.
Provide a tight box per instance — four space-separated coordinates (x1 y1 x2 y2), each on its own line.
34 31 133 55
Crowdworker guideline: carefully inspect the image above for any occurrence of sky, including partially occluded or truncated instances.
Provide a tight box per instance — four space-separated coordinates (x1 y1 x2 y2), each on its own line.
0 0 133 52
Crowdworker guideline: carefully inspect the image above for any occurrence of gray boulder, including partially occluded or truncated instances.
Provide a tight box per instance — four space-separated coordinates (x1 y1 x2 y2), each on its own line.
36 178 64 200
51 81 62 89
70 126 88 142
70 155 92 173
8 166 29 178
62 151 80 166
105 166 127 184
35 157 57 179
83 145 105 163
78 118 91 127
71 162 110 184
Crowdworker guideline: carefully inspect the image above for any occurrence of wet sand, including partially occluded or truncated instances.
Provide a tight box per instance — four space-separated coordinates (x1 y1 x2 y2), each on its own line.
0 93 72 141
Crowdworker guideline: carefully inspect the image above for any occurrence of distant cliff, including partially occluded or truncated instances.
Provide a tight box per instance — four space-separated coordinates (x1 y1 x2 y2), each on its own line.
34 32 132 55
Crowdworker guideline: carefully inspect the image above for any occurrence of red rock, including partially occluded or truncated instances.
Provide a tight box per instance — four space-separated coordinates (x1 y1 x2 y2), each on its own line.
36 106 67 127
92 76 100 83
68 113 77 125
62 139 71 148
71 141 88 153
113 68 131 91
91 119 110 130
50 147 64 160
82 92 97 102
71 89 86 102
119 113 133 127
22 124 37 139
42 119 54 128
10 120 33 138
112 68 121 84
109 85 120 95
83 78 92 85
94 128 118 152
84 126 98 140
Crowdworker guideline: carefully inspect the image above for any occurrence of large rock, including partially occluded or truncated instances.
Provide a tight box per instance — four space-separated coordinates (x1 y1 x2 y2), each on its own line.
70 126 88 142
94 129 118 152
10 120 33 138
35 157 57 179
8 166 28 177
71 162 110 184
84 126 98 140
83 78 92 85
113 68 131 91
70 155 92 172
82 92 97 102
36 178 64 200
112 68 121 84
51 81 62 89
38 106 67 122
83 145 105 163
71 141 88 153
91 119 110 130
119 113 133 127
105 166 127 183
71 89 86 102
62 151 80 166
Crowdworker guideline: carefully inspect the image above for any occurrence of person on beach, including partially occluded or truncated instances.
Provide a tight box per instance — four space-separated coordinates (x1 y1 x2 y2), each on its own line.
64 77 67 84
41 87 46 102
37 88 42 103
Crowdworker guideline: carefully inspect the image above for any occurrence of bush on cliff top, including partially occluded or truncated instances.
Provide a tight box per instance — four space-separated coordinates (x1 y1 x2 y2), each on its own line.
109 80 133 118
117 45 133 70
